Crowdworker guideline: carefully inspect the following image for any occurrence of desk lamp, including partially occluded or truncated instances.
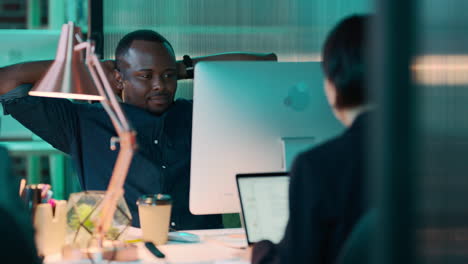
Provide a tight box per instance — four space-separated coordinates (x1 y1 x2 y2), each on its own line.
29 22 137 257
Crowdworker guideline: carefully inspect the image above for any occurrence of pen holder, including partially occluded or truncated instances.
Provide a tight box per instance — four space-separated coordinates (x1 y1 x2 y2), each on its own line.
34 200 67 256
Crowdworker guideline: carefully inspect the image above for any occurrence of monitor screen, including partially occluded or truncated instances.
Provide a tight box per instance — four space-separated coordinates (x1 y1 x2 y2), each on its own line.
236 173 289 244
190 61 344 215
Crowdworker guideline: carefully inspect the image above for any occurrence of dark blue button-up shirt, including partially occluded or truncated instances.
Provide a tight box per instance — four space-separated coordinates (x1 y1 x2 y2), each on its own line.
1 85 222 230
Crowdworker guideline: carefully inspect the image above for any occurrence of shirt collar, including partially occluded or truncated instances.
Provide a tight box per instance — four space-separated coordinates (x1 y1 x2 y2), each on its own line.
344 104 374 126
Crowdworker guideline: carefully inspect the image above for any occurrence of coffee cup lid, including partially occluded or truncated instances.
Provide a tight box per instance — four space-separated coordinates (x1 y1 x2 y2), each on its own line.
137 194 172 205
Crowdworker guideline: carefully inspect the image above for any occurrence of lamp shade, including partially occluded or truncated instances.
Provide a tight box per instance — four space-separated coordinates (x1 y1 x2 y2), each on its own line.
29 22 104 101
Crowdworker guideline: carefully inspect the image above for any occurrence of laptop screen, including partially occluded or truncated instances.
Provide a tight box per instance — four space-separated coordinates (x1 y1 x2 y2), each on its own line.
236 173 290 244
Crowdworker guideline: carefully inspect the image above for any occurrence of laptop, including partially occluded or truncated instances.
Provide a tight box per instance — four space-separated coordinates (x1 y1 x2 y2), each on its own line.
236 172 290 245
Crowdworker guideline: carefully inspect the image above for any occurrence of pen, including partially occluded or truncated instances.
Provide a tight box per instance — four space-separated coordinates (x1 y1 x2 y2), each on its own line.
39 184 51 200
144 241 165 258
125 239 143 244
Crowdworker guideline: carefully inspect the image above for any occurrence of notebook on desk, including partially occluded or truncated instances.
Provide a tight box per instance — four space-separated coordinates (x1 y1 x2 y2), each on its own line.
236 172 290 245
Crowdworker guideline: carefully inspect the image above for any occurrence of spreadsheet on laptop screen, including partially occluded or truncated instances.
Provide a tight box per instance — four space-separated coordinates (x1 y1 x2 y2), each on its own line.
238 175 289 244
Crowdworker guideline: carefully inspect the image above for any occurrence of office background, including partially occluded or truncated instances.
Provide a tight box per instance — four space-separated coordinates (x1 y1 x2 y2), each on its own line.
0 0 468 263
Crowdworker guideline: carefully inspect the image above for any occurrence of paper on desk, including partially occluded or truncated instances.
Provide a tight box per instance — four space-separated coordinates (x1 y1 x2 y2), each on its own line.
214 260 249 264
203 234 248 249
190 228 248 249
139 242 245 263
44 244 248 264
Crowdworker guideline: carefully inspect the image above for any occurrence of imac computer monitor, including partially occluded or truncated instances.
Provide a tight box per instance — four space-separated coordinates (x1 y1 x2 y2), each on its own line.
190 62 344 215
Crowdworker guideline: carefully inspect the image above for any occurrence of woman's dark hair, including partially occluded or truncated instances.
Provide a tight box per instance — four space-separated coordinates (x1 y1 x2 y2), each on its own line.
322 15 371 109
114 29 174 70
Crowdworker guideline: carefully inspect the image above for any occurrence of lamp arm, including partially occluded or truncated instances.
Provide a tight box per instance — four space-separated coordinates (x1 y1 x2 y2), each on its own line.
87 62 124 134
90 57 137 238
91 59 137 237
74 42 123 132
96 131 136 235
74 41 137 239
92 55 131 132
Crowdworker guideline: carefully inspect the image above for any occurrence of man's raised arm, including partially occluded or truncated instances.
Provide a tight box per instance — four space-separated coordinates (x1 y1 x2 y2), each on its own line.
177 52 277 80
0 61 52 95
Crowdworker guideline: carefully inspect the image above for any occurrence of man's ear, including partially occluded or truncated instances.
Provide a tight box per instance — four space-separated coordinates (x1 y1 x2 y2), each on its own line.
114 70 122 88
114 69 124 92
110 69 124 102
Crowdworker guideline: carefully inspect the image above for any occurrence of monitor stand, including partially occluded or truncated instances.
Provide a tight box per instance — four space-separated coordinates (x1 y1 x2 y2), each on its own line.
281 137 315 171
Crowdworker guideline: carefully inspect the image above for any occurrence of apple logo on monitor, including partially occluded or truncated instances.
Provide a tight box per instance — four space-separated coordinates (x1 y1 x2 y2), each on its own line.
283 82 310 111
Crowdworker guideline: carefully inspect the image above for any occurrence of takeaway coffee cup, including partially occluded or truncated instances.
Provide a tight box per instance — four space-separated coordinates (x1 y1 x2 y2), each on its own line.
137 194 172 245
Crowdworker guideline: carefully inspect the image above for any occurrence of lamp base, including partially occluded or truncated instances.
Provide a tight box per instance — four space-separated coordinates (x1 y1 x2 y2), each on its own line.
62 241 138 262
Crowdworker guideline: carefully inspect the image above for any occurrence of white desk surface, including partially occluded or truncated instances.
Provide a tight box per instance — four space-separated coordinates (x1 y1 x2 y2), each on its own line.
45 227 249 264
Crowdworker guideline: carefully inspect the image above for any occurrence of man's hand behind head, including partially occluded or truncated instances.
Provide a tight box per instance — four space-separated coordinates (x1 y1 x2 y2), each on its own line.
0 60 52 95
